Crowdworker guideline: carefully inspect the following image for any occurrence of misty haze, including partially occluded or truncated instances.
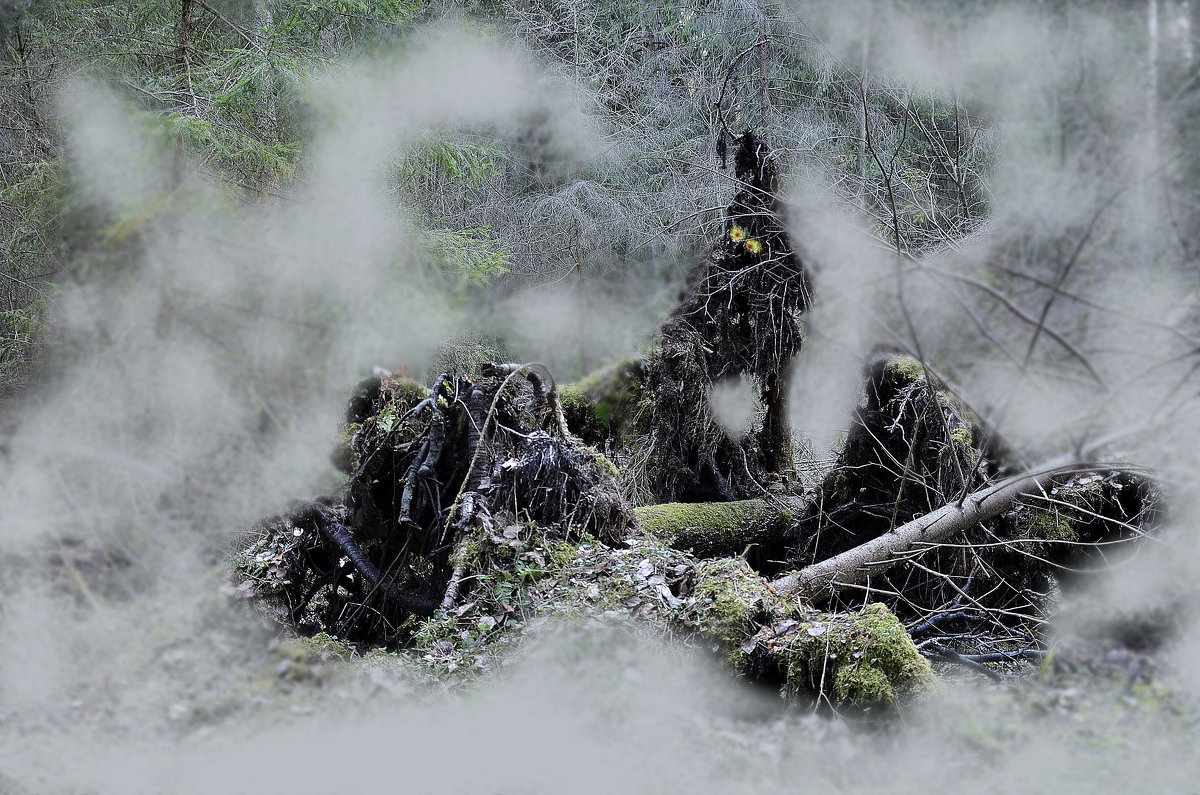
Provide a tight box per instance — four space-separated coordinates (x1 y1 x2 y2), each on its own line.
1 0 1199 793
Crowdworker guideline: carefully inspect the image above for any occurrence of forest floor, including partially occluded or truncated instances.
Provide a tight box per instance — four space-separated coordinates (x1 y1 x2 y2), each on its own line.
0 518 1196 795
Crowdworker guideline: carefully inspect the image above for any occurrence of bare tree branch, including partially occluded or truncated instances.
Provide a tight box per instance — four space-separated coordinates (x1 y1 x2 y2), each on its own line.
772 456 1145 603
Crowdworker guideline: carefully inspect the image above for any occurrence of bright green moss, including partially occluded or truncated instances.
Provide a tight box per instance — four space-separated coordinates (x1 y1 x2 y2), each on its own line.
635 500 792 558
547 540 579 569
941 425 978 471
835 663 893 705
778 602 939 712
1016 508 1079 558
689 558 775 670
385 376 430 409
949 426 973 450
884 356 926 385
558 383 592 415
559 358 645 444
586 447 620 478
1029 510 1077 542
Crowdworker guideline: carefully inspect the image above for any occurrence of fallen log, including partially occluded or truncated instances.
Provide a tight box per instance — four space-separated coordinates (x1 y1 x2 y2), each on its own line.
772 456 1151 603
634 497 805 560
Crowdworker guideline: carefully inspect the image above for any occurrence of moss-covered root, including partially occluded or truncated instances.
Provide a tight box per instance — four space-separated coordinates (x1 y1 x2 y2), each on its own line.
748 603 939 714
683 560 936 712
635 498 801 559
685 558 781 670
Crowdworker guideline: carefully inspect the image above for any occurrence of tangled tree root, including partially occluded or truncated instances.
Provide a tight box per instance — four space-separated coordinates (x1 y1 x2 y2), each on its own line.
632 131 811 503
235 356 1159 712
237 363 635 644
779 354 1159 633
233 355 946 713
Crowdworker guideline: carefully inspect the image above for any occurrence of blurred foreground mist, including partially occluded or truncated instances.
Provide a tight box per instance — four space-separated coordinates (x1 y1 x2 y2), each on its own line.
1 5 1200 794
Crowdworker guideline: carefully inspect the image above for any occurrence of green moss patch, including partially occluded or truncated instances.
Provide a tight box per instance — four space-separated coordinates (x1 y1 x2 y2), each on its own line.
635 499 795 558
273 632 357 682
755 602 938 712
883 356 926 386
941 425 978 472
1011 477 1109 557
686 558 777 670
558 358 645 446
382 375 431 408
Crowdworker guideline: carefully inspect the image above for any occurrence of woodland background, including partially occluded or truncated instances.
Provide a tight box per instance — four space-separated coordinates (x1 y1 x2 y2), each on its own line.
2 0 1200 792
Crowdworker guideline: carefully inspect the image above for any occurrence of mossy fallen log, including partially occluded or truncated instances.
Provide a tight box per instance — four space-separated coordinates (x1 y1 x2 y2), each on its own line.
685 557 781 668
634 498 803 560
558 357 646 448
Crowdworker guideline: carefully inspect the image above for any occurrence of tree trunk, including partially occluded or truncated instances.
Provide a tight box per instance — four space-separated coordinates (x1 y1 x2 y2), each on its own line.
635 497 804 559
772 457 1137 603
756 364 793 475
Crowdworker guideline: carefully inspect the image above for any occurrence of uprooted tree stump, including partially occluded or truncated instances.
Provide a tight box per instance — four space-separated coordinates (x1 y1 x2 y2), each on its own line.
235 131 1162 713
628 130 810 503
777 354 1157 615
241 363 634 642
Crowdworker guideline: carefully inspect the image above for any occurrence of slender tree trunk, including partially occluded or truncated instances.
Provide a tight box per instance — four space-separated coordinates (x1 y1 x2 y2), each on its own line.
159 0 194 338
575 228 588 374
757 6 772 136
177 0 195 113
1139 0 1161 276
15 26 42 137
857 2 871 212
173 0 194 186
1148 0 1160 150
